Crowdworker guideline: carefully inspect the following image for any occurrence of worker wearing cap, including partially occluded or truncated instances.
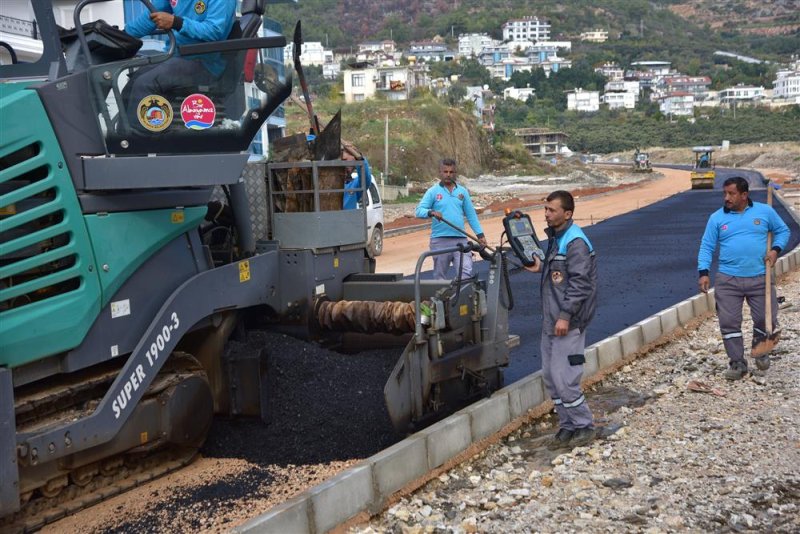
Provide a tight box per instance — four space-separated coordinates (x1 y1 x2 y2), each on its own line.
416 159 486 280
697 176 789 380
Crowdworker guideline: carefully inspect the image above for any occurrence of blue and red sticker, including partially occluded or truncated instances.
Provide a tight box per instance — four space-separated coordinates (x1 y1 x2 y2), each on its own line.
435 193 443 201
721 224 728 231
180 94 216 130
170 0 178 7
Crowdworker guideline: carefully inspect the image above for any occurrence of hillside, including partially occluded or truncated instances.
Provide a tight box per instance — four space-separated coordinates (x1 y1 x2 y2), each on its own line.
266 0 800 67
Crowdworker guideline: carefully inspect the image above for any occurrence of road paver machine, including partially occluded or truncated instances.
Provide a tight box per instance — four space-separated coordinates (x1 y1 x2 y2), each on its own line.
0 0 516 525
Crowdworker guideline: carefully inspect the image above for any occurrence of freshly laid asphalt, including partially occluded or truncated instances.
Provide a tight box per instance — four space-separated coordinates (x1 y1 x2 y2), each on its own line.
444 168 799 383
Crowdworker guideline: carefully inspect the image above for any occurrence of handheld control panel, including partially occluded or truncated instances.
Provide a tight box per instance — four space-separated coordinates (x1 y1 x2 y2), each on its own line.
502 211 544 267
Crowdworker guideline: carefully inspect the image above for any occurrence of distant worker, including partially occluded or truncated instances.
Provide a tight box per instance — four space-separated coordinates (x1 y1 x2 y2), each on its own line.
697 177 789 380
342 145 372 210
698 153 710 168
415 158 486 279
525 190 597 449
123 0 236 127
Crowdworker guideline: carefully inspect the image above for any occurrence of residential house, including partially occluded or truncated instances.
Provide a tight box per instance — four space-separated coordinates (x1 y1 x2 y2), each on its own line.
656 75 711 102
458 33 497 58
343 63 378 103
580 29 608 43
283 41 327 67
659 92 695 116
604 80 640 97
602 91 636 110
503 87 535 101
502 16 551 42
567 89 600 112
466 86 495 131
513 128 569 157
478 44 511 67
773 69 800 102
407 41 455 62
358 40 397 55
719 84 765 106
595 62 624 81
629 60 672 76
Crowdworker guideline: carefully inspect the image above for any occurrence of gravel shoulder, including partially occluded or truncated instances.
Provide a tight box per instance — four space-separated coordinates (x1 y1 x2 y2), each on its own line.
353 268 800 534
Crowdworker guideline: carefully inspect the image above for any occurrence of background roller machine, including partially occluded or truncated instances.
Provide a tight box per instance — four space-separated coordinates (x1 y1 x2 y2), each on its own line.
0 0 517 521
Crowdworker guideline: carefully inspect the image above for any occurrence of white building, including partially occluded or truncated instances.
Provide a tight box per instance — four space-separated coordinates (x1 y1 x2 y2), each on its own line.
605 80 640 97
773 70 800 101
567 89 600 112
538 40 571 51
602 91 636 109
503 87 536 101
343 63 422 102
580 29 608 43
595 62 624 81
343 65 377 103
458 33 497 58
502 16 551 43
283 42 328 67
719 84 765 105
358 40 397 55
659 92 695 116
630 60 672 76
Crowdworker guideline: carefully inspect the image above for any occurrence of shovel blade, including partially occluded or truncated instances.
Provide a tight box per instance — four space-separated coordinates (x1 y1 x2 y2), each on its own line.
751 331 780 357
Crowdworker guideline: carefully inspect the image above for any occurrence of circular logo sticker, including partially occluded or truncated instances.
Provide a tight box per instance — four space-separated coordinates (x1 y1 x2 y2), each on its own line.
551 271 564 284
180 93 216 130
137 95 172 132
458 193 464 200
194 0 206 14
753 219 761 225
170 0 178 7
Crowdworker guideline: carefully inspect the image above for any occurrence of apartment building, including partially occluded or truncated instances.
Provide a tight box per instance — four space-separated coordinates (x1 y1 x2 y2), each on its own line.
283 42 329 67
567 89 600 112
659 92 695 116
580 29 608 43
656 75 711 101
513 128 569 157
773 70 800 101
458 33 497 58
358 40 397 55
407 41 455 62
503 87 536 101
502 16 551 42
595 62 624 81
602 91 636 110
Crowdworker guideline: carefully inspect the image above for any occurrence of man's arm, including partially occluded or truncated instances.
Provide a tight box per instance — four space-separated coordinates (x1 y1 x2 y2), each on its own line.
461 189 486 244
178 0 236 42
769 206 790 254
125 0 171 38
559 239 594 322
415 188 436 219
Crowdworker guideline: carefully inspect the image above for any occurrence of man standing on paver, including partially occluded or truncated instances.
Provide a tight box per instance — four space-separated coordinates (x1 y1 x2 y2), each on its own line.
415 159 487 280
698 177 789 380
526 190 598 449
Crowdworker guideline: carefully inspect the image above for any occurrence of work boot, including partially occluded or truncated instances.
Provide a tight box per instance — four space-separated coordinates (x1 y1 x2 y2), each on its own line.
754 355 770 371
546 428 574 450
724 361 748 381
569 427 596 448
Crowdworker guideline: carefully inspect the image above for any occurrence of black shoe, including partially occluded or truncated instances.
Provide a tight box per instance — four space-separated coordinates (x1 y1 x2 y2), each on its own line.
546 428 574 450
724 361 748 381
754 355 770 371
569 426 597 448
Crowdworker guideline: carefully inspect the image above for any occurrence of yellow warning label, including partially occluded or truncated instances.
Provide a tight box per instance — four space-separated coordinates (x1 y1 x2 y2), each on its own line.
334 257 339 268
140 431 148 444
459 304 468 316
239 260 251 282
0 204 16 216
171 211 185 224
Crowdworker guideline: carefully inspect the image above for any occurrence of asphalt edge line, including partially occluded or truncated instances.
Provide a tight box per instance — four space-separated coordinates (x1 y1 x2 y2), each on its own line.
235 189 800 534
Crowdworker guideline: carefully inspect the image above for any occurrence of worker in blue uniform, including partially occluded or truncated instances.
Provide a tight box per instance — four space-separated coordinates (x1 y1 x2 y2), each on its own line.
123 0 236 128
697 177 789 380
415 159 486 280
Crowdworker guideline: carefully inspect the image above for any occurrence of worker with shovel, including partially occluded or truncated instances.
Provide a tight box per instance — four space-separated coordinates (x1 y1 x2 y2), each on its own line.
415 159 486 280
698 177 789 380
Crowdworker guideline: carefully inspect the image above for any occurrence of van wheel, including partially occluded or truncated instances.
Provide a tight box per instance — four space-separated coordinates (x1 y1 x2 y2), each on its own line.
369 226 384 257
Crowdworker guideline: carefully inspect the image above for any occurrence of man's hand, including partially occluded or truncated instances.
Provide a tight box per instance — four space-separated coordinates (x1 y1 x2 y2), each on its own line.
765 250 778 267
429 210 442 220
477 236 487 247
150 12 176 30
698 275 710 293
523 256 542 273
554 318 569 336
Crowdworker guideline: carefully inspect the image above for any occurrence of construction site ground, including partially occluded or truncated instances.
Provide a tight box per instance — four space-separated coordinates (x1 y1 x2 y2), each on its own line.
44 157 799 533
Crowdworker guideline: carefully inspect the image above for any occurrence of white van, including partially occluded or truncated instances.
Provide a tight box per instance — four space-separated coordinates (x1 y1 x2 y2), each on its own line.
361 182 384 257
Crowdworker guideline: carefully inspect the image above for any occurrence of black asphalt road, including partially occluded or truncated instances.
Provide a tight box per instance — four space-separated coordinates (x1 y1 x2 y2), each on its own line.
453 168 798 383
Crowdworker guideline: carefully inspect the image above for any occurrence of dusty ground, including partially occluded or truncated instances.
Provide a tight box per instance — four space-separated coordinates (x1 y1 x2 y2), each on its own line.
377 167 689 275
354 269 800 533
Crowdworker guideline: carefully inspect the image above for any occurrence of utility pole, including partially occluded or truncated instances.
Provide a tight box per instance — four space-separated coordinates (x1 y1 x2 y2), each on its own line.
384 114 389 198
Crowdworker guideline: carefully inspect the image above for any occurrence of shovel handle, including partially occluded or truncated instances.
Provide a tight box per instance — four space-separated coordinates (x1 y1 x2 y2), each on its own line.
765 184 773 335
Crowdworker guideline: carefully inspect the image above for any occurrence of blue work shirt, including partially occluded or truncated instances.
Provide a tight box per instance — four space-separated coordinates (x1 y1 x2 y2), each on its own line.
126 0 236 77
698 200 790 277
415 181 484 238
343 157 372 210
